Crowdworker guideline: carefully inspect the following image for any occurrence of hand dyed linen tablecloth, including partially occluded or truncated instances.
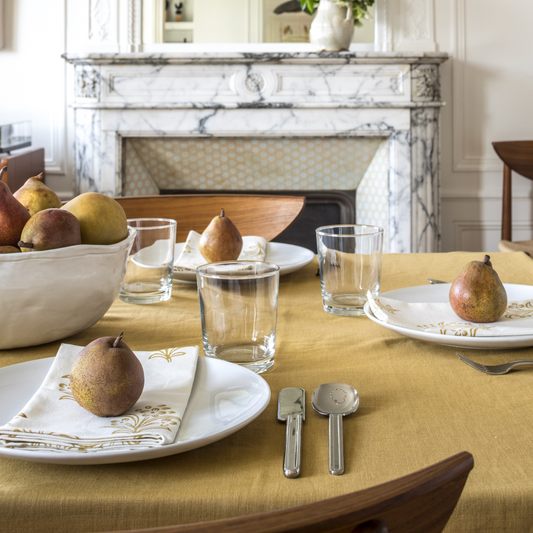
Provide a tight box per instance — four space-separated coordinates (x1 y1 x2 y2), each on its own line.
1 251 533 533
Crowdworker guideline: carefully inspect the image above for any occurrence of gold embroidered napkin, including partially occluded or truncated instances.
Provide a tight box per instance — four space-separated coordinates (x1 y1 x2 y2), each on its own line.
368 296 533 337
174 230 267 273
0 344 198 453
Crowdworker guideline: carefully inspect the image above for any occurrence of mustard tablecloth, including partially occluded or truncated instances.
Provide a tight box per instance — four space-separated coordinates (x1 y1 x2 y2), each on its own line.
2 252 533 533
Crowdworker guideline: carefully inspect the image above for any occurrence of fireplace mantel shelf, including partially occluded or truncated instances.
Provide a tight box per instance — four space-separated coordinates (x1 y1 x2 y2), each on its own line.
63 51 448 66
65 51 447 253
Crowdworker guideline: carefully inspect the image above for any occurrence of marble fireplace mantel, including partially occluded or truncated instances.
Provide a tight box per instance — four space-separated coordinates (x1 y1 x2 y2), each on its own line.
63 51 448 253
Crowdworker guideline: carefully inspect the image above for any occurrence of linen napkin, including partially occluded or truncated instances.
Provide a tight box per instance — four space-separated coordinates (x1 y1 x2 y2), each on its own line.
0 344 198 453
174 230 267 273
368 295 533 337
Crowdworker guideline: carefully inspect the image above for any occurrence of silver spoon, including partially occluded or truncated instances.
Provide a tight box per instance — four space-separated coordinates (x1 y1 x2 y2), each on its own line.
312 383 359 476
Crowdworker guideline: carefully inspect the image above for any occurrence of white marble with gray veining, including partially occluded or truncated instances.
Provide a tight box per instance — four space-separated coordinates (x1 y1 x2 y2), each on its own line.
64 52 447 253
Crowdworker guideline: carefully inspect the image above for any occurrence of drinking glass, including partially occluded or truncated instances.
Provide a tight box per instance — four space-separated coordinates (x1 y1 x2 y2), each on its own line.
316 225 383 316
119 218 177 304
197 261 280 374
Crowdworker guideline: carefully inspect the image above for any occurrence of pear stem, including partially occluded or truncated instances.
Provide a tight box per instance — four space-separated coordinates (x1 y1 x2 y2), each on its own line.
18 241 33 249
483 255 492 267
220 208 225 218
35 172 44 182
0 166 6 182
113 332 124 348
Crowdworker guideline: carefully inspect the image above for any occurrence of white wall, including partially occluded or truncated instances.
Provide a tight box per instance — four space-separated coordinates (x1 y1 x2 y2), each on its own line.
0 0 73 199
437 0 533 252
2 0 533 251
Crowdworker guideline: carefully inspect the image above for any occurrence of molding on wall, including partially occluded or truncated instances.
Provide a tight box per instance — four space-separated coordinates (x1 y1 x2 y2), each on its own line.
45 0 67 176
375 0 392 51
452 219 499 249
452 219 533 248
247 0 263 43
394 0 436 52
452 0 501 173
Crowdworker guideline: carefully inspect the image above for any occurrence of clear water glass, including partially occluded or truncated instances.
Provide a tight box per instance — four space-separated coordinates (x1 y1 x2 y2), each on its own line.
119 218 177 304
197 261 280 374
316 224 383 316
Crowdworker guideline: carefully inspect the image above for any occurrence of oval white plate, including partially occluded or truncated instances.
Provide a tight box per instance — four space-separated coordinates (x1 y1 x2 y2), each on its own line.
173 242 314 283
0 356 270 465
364 283 533 350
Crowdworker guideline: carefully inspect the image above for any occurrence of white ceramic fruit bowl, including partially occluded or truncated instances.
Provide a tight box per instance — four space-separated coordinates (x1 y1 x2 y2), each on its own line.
0 229 136 350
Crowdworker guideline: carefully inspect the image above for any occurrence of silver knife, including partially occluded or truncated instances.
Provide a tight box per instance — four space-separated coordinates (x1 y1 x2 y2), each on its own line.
277 387 305 479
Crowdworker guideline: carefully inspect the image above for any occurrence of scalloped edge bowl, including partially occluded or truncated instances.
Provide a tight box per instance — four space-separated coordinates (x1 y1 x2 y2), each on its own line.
0 229 136 350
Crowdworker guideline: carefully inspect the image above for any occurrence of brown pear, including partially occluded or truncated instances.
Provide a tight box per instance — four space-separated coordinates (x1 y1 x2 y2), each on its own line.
0 245 21 253
61 192 128 245
449 255 508 323
0 167 31 247
199 208 243 263
69 333 145 417
13 172 62 216
18 208 81 252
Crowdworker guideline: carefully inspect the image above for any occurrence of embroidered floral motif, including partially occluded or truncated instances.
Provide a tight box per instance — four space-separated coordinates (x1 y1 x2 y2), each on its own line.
58 375 76 401
182 242 194 255
103 405 180 435
148 348 186 362
8 413 28 424
240 243 265 259
3 429 144 451
417 321 493 337
372 298 401 314
504 300 533 319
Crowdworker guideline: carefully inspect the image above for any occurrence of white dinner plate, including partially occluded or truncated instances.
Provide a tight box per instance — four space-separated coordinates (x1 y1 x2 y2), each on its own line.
173 242 315 283
0 356 271 465
364 283 533 350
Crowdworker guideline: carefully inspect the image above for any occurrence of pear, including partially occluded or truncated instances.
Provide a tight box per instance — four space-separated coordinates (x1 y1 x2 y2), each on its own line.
69 333 145 418
18 208 81 252
62 192 128 245
0 167 31 247
199 208 243 263
449 255 508 323
0 245 21 253
13 172 62 216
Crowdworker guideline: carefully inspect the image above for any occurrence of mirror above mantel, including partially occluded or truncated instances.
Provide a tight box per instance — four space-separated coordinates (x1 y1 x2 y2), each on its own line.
74 0 437 55
144 0 375 46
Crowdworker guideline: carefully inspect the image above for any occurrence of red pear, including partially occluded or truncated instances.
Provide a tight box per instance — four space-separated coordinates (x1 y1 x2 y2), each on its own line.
0 167 31 247
449 255 507 323
18 208 81 252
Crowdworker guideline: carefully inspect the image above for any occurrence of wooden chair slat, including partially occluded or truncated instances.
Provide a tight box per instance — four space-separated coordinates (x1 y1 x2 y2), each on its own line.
113 194 306 243
101 451 473 533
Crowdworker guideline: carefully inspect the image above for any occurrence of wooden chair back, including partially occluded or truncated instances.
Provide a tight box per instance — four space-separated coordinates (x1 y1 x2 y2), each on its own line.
113 194 306 243
492 141 533 241
103 451 473 533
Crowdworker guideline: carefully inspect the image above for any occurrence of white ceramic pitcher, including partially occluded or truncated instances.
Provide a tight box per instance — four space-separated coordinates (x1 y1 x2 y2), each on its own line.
309 0 355 51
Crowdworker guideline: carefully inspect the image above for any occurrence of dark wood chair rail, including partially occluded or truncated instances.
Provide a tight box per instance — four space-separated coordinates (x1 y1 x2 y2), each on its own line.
100 451 474 533
113 194 306 243
492 141 533 241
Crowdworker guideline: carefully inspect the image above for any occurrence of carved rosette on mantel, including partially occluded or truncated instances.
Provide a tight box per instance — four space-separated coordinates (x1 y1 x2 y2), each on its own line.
63 51 448 253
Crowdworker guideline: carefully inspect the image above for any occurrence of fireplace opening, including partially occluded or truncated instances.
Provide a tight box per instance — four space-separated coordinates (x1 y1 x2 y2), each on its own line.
161 189 355 253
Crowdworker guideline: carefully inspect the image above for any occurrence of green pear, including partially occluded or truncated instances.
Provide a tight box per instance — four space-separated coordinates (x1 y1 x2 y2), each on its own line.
13 172 62 216
18 208 81 252
0 167 31 247
69 333 145 418
0 245 21 253
199 208 243 263
449 255 508 323
61 192 128 245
